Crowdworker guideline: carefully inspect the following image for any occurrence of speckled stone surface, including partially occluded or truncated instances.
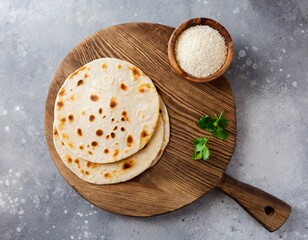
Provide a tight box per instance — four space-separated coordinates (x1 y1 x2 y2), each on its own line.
0 0 307 239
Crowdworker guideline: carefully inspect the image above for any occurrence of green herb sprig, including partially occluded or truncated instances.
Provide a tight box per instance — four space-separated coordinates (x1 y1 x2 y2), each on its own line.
192 137 210 161
192 110 229 161
198 110 229 140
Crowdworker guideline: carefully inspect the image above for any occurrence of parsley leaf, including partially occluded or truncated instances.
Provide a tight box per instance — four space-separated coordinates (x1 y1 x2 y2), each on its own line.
192 137 210 161
198 115 211 129
197 110 229 140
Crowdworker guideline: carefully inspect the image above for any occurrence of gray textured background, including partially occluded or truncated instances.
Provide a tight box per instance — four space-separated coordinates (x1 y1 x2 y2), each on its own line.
0 0 307 239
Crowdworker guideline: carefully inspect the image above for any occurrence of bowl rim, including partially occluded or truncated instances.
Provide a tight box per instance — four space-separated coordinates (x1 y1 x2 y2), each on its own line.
168 17 234 83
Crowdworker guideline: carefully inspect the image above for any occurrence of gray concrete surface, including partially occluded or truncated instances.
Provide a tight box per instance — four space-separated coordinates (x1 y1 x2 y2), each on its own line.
0 0 307 239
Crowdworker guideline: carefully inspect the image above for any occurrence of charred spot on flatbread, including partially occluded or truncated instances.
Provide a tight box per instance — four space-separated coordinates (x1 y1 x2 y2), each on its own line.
111 132 116 138
68 114 74 121
86 162 98 169
113 149 119 159
121 111 129 122
126 135 134 147
103 148 109 154
141 130 148 138
96 129 103 136
67 157 73 163
59 88 65 97
57 101 64 110
77 128 82 136
122 159 135 170
120 83 128 91
77 79 84 86
90 94 99 102
69 66 87 79
91 141 98 147
104 173 111 178
110 97 117 109
60 117 66 123
129 66 141 80
98 108 103 114
120 127 125 132
89 115 95 122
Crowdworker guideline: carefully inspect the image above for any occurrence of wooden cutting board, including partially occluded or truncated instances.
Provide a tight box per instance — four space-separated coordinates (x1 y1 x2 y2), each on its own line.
45 23 291 232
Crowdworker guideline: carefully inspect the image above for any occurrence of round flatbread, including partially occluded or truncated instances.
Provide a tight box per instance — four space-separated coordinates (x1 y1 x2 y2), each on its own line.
150 98 170 167
54 58 160 163
53 116 164 184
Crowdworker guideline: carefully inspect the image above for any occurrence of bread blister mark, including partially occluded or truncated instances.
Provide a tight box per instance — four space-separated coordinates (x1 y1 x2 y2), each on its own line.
121 110 129 122
59 88 65 97
138 87 145 93
62 133 68 139
98 108 103 114
90 94 99 102
104 172 111 178
68 114 74 121
69 66 87 79
120 83 128 91
101 63 107 69
77 128 82 136
91 141 98 147
138 83 153 93
77 79 84 86
86 162 98 169
57 101 64 110
129 66 141 80
126 135 134 147
74 159 80 168
68 142 74 149
103 148 109 154
117 64 122 70
67 157 73 163
60 117 66 124
122 159 135 170
68 95 75 101
89 114 95 122
96 129 103 136
110 97 117 109
113 149 119 159
141 129 148 138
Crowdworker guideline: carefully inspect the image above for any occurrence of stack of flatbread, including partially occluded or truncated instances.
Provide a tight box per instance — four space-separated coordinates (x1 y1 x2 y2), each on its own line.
53 58 170 184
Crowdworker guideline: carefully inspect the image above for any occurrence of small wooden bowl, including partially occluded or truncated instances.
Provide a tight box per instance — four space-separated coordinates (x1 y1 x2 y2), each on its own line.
168 18 234 83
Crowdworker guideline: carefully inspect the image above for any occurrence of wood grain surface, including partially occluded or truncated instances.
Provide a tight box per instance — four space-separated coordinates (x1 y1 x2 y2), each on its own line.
168 18 234 83
45 23 290 231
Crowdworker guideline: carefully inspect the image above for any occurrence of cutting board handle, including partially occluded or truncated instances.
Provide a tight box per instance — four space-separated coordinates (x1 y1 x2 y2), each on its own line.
217 174 291 232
